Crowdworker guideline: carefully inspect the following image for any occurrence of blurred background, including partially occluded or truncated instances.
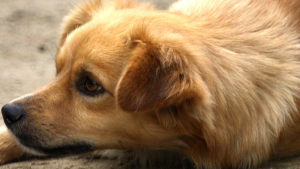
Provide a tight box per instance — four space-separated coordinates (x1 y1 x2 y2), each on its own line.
0 0 299 168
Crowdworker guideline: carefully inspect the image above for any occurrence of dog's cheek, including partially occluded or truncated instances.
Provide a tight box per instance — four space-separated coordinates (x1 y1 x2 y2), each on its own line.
64 97 115 136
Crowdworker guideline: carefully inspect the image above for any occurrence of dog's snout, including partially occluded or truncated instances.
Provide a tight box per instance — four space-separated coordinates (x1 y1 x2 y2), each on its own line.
1 104 25 126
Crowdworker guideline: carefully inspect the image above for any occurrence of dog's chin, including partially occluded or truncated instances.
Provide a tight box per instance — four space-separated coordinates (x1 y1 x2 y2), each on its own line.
33 143 93 155
13 133 93 155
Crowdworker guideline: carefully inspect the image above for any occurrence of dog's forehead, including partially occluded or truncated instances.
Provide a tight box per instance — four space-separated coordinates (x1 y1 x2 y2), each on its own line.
54 21 131 92
57 21 129 71
67 22 125 58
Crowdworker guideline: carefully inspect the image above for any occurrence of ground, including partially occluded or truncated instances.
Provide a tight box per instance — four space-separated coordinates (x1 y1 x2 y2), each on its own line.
1 0 300 168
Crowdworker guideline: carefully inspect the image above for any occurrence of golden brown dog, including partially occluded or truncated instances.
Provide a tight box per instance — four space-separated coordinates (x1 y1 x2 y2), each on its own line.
1 0 300 168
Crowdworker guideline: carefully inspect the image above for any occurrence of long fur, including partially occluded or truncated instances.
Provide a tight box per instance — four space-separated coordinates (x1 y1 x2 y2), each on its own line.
1 0 300 168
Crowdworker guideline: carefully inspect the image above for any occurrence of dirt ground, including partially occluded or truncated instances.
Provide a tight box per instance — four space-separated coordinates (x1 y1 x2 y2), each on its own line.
1 0 300 168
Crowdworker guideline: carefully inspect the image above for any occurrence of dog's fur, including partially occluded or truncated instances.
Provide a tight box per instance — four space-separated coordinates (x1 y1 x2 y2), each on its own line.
1 0 300 168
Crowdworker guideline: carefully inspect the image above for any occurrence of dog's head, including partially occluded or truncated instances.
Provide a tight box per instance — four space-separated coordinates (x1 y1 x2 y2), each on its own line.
1 0 213 156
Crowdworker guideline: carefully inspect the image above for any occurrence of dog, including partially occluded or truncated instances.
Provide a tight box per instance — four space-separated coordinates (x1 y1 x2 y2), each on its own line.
1 0 300 168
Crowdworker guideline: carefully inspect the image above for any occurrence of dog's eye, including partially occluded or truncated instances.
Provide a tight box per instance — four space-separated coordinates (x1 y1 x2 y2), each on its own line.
85 78 99 92
78 77 105 96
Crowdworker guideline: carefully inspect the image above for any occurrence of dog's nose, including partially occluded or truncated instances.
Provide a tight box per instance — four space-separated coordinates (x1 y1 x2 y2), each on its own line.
1 104 25 126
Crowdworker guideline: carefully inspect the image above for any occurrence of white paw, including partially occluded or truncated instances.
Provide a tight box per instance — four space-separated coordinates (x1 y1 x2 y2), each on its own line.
97 149 125 159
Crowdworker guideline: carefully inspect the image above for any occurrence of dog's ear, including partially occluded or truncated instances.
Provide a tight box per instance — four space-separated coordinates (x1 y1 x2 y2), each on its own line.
116 29 209 112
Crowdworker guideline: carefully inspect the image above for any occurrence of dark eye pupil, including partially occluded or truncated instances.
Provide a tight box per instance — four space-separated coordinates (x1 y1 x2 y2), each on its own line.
85 79 98 92
77 75 105 96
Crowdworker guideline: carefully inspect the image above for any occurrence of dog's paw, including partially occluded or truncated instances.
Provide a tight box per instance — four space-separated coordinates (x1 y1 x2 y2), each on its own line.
0 156 5 165
0 152 12 165
97 149 125 160
0 126 26 165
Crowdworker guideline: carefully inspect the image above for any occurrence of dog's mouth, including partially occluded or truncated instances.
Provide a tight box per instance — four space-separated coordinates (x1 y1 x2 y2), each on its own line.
3 109 94 155
21 139 93 155
12 132 94 155
32 142 93 155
